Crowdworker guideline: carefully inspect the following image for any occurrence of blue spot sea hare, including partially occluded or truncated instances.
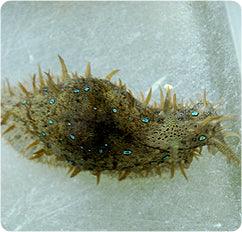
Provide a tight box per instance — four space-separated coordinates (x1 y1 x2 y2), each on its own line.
1 55 240 184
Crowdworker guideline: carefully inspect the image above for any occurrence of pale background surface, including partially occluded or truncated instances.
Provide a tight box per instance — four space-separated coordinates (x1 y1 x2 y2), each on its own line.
1 1 241 231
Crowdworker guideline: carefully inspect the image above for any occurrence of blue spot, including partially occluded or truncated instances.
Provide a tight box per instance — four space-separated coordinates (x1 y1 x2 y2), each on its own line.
68 122 71 126
43 88 48 91
162 155 169 160
50 99 55 104
22 100 27 104
68 161 73 164
104 143 108 147
38 134 41 137
93 107 97 110
74 89 80 93
150 161 156 165
113 108 117 113
192 111 199 116
142 118 149 123
42 132 46 136
80 146 84 149
22 121 26 125
49 120 53 124
88 149 91 152
84 87 90 92
99 149 103 153
129 116 132 120
199 135 206 141
123 150 132 155
70 134 75 140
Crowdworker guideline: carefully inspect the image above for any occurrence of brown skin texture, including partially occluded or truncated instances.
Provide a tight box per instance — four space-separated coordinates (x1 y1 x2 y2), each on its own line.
1 56 240 183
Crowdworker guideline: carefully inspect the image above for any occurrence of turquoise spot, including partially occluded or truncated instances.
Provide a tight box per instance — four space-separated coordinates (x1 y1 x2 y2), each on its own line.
142 118 149 123
192 111 199 116
68 161 73 164
199 135 206 141
60 138 63 141
22 100 27 104
99 149 103 153
123 150 132 155
162 155 169 160
84 87 90 92
80 146 84 149
44 87 48 91
70 134 75 140
104 143 108 147
129 116 132 120
150 161 156 165
49 120 53 124
42 132 46 136
38 134 41 137
88 149 91 152
50 99 55 104
113 108 117 113
22 121 26 125
74 89 80 93
93 107 97 110
68 122 71 126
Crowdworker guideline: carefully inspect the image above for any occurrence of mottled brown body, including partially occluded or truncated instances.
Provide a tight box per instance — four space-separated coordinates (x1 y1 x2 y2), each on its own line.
1 56 240 183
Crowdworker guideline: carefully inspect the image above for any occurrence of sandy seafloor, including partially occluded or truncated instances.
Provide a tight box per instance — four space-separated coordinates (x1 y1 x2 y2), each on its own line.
1 1 241 231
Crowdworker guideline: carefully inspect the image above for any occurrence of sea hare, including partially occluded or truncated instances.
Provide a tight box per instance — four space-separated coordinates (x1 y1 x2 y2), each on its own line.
1 56 240 184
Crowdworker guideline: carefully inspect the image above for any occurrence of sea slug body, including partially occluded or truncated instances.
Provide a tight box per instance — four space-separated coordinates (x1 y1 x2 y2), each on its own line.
1 56 240 184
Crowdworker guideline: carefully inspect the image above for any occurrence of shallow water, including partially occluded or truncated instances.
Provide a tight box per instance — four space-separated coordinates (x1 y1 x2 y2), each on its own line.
1 1 241 230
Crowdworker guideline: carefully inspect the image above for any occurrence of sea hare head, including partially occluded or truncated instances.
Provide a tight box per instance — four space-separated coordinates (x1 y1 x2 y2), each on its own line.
147 88 240 167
